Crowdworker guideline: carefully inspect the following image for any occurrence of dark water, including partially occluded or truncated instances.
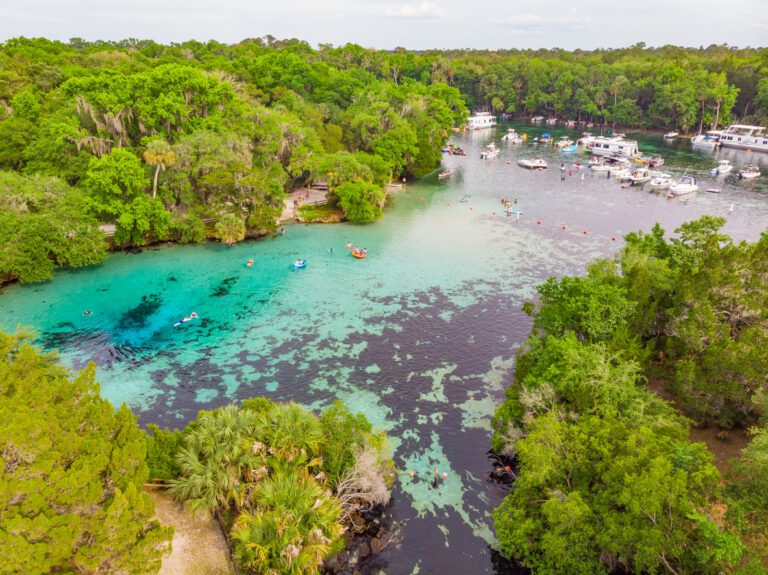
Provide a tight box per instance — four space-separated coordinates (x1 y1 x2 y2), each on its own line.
2 122 767 574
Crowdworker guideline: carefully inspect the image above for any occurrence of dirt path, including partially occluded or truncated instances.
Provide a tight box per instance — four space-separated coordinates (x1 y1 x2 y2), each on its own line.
147 486 231 575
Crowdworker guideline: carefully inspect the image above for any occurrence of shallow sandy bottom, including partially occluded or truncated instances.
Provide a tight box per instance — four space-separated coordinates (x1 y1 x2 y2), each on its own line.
147 487 231 575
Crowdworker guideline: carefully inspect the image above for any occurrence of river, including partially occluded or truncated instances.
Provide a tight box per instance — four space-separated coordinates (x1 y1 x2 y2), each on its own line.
2 122 767 574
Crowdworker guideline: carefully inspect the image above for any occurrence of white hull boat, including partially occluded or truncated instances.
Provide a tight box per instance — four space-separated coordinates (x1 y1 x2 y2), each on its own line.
518 158 548 169
718 125 768 153
739 166 761 179
480 142 500 159
692 130 722 149
711 160 733 176
629 168 652 185
664 132 679 139
501 129 522 143
669 176 699 196
466 112 497 130
650 176 673 189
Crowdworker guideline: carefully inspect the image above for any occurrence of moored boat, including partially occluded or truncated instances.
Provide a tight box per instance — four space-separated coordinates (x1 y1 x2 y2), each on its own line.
438 169 452 179
664 131 679 139
718 125 768 153
646 156 665 168
649 174 673 189
738 165 761 179
691 130 722 149
518 158 548 169
501 128 522 143
629 167 652 185
711 160 733 176
669 175 699 196
466 112 497 130
480 142 500 159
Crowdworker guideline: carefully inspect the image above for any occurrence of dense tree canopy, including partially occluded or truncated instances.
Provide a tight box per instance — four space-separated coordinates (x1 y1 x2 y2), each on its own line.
0 330 172 574
492 217 768 574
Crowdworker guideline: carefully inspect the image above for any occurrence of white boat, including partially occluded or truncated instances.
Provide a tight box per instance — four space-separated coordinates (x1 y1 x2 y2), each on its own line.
501 128 522 143
480 142 500 159
664 132 679 139
556 137 574 148
669 176 699 196
718 125 768 153
739 165 761 179
649 174 673 189
711 160 733 176
586 136 640 157
466 112 497 130
646 156 665 168
611 167 632 179
438 169 452 179
546 117 557 125
691 130 722 149
629 167 652 185
518 158 547 169
531 115 544 123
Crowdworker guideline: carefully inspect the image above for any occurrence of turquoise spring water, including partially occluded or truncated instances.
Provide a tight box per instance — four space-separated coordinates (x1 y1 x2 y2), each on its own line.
2 122 767 573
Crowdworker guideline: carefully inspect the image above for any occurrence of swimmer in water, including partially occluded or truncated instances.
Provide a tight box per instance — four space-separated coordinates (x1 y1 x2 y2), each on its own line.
83 310 92 316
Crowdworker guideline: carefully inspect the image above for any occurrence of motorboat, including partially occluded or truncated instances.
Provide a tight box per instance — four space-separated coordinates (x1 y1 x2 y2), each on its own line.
718 125 768 153
739 165 761 179
560 144 578 154
605 154 630 165
669 176 699 196
501 128 522 143
587 136 640 157
518 158 548 169
692 130 722 149
649 174 673 189
629 167 652 185
611 166 632 179
711 160 733 176
646 156 665 168
292 259 307 269
546 117 557 125
531 115 544 123
480 142 500 159
466 112 497 130
556 137 574 148
664 131 679 139
438 169 452 179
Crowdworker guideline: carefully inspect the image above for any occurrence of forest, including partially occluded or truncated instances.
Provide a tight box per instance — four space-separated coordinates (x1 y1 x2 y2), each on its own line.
1 37 767 283
492 217 768 574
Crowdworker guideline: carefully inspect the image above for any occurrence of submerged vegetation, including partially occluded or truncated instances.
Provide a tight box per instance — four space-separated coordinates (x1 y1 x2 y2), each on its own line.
492 217 768 574
0 330 394 574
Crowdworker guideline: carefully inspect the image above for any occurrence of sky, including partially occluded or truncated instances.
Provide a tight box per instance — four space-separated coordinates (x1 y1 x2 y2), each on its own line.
1 0 766 50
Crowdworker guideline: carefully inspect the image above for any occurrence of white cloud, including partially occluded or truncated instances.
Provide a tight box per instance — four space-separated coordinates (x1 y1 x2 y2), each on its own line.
494 13 591 34
384 2 445 19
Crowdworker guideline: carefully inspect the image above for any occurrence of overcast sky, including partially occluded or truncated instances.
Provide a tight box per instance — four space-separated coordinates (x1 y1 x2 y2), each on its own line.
1 0 766 50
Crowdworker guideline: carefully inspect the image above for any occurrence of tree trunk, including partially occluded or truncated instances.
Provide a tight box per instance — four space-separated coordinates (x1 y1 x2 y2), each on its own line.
152 164 161 199
698 102 704 135
714 100 721 130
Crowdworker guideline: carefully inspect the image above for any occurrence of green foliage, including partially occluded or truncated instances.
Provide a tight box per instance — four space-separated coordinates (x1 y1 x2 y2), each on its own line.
214 213 246 246
0 171 106 283
82 148 150 219
334 181 385 223
168 399 392 573
0 330 172 574
146 424 183 482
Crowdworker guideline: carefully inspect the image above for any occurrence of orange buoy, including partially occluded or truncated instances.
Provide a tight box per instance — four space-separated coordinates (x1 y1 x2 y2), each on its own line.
408 470 415 478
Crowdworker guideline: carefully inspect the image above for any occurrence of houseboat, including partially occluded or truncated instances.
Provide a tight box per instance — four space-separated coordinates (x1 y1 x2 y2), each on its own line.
466 112 497 130
586 136 640 157
718 125 768 153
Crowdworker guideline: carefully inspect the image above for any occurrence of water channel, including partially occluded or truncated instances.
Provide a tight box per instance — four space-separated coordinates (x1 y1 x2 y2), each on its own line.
2 122 767 574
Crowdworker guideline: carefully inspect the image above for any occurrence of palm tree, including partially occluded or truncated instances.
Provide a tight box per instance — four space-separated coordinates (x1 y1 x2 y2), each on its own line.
255 402 325 464
143 138 175 199
169 405 262 513
214 213 246 246
232 471 343 574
